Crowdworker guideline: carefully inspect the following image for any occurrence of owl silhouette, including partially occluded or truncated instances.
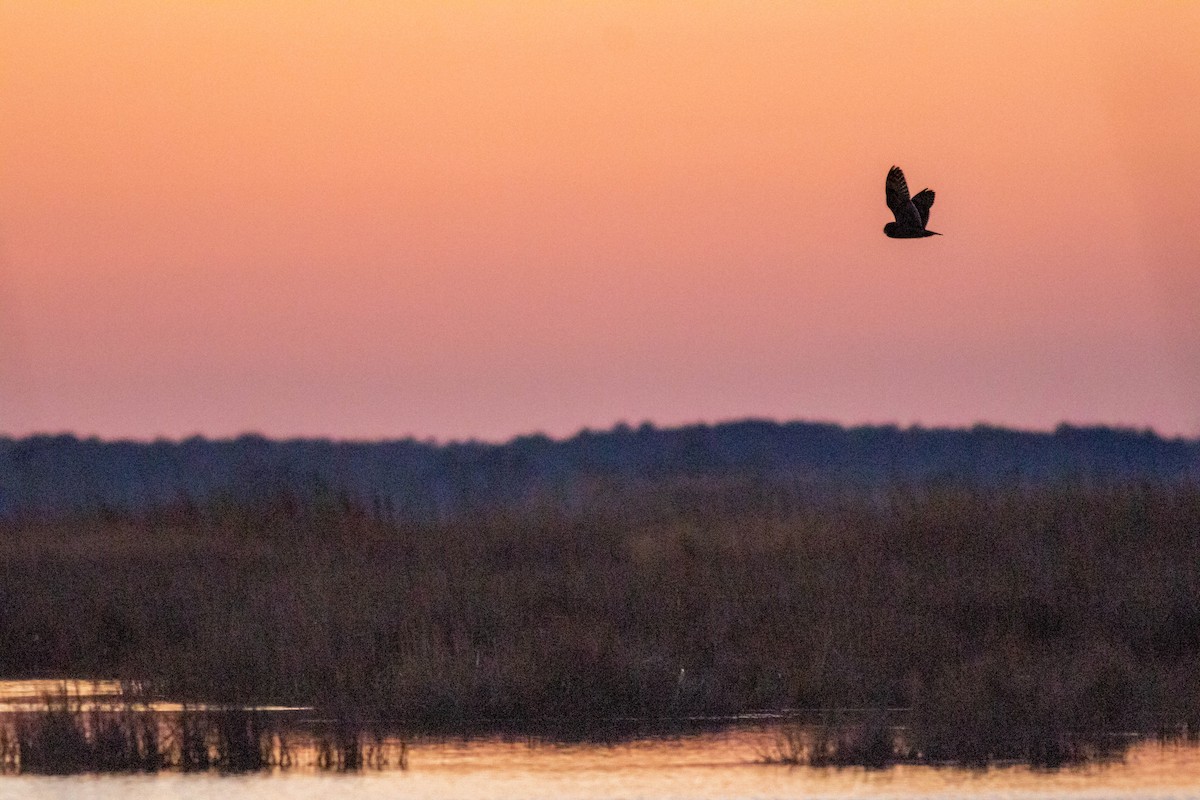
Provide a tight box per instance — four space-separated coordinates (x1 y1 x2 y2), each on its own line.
884 166 940 238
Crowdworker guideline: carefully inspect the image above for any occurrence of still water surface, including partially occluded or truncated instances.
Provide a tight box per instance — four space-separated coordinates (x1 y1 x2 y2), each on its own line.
5 730 1200 800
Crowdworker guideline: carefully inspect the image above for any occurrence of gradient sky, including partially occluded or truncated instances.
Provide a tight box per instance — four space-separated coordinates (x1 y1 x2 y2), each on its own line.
2 2 1198 441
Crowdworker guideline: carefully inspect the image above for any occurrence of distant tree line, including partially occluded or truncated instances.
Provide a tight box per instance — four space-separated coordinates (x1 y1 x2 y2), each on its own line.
1 420 1197 518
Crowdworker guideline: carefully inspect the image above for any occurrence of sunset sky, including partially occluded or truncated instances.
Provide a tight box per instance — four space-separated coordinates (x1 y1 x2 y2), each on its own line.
2 2 1198 441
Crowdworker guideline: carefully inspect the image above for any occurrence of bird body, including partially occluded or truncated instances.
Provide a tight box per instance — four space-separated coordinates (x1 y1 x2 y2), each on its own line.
884 166 940 237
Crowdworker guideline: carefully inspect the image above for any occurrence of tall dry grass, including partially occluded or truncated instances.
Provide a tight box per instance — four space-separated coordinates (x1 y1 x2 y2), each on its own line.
1 477 1198 758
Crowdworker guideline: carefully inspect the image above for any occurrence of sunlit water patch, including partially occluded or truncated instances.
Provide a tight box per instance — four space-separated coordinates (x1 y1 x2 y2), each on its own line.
2 729 1200 800
3 681 1199 798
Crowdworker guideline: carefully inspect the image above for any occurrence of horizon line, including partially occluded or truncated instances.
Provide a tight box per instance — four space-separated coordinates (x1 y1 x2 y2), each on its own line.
1 416 1192 448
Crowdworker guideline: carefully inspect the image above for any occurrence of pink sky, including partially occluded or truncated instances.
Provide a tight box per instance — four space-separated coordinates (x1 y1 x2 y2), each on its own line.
1 2 1198 440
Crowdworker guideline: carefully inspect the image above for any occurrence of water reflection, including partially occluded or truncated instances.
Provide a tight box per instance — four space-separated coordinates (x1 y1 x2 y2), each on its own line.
3 682 1200 798
4 737 1200 800
0 680 306 713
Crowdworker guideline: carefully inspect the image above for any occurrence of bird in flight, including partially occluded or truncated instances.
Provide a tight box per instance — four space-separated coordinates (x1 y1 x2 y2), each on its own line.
884 166 940 238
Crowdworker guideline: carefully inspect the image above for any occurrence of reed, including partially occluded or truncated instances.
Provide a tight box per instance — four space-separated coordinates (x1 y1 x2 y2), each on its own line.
760 711 907 769
7 689 165 774
1 478 1198 766
0 697 384 774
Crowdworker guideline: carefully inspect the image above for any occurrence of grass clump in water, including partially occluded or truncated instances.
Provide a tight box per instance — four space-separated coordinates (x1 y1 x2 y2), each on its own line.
0 689 391 775
8 689 165 774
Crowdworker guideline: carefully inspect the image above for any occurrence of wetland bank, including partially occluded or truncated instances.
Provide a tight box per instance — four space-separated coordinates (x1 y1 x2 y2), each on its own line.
3 426 1200 777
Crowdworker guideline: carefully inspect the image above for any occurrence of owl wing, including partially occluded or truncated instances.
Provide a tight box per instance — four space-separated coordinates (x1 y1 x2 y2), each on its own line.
911 189 935 228
886 166 922 228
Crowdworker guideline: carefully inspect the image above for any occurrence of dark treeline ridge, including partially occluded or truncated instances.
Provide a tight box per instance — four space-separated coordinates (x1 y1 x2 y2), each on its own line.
2 475 1200 765
2 419 1198 518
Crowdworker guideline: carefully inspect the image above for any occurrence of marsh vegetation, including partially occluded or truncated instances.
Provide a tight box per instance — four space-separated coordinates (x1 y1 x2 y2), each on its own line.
1 476 1198 770
0 684 401 774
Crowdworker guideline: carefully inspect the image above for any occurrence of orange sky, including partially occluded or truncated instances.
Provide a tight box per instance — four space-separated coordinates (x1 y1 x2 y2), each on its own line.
1 2 1198 440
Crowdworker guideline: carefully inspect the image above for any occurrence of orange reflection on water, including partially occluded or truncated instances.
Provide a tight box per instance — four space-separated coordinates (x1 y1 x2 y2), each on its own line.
395 733 1200 800
2 679 1199 797
0 679 306 713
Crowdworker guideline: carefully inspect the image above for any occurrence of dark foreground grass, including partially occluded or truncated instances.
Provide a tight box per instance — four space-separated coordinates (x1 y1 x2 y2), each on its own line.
759 709 1137 770
0 689 393 774
1 478 1199 767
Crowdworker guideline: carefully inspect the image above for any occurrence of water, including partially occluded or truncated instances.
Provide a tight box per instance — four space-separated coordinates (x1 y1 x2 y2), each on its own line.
3 682 1199 799
0 680 306 712
2 731 1199 800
